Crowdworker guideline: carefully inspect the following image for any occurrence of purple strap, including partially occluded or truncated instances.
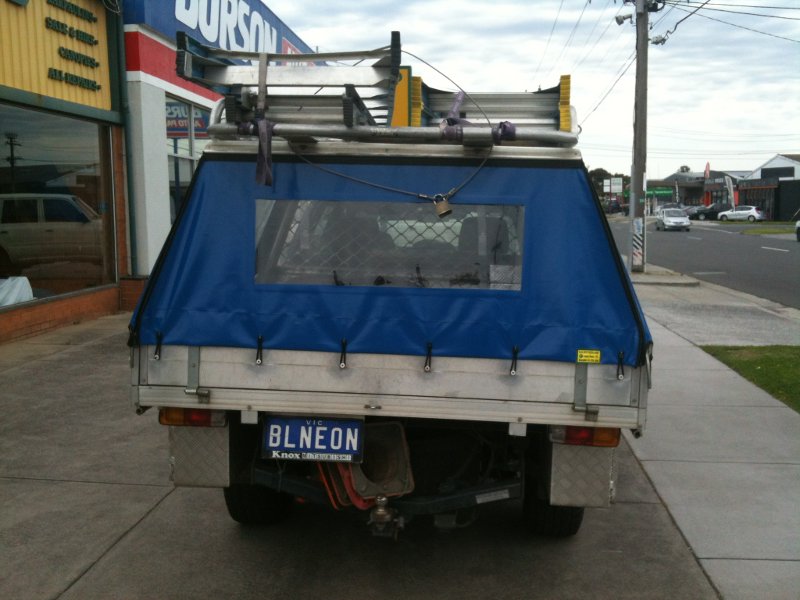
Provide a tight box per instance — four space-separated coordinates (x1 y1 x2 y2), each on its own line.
492 121 516 144
255 119 274 186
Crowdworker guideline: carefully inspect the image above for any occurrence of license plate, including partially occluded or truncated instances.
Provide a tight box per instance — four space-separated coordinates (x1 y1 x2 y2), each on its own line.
263 417 363 463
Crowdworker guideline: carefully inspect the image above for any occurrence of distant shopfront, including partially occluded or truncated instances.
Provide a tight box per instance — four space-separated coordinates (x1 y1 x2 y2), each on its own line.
0 0 127 341
738 178 777 220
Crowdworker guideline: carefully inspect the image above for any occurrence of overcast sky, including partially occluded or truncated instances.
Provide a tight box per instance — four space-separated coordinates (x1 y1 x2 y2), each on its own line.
260 0 799 178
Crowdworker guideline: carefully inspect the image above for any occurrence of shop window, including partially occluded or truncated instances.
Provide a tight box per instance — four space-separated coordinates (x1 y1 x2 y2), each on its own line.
166 99 210 222
0 102 115 307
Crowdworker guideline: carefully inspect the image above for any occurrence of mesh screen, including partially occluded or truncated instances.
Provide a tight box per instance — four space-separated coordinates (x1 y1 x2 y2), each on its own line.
256 200 523 290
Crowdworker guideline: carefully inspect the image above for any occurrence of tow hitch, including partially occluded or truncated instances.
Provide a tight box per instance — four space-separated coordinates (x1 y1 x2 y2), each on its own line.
368 495 404 538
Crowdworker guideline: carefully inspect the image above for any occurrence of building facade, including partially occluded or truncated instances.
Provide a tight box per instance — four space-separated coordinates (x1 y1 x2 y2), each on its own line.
0 1 312 342
0 0 128 341
121 1 312 278
741 154 800 221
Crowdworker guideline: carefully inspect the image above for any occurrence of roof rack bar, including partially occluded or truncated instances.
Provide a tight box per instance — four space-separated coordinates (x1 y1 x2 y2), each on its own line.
208 123 578 147
183 65 396 88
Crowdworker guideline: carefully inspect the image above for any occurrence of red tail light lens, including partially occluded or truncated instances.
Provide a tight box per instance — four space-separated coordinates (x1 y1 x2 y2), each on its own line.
550 426 620 448
158 407 227 427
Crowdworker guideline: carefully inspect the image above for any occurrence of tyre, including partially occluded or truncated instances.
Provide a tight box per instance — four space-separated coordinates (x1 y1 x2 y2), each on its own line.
523 494 584 537
223 484 293 525
720 215 728 221
698 213 706 221
522 437 584 537
748 216 755 222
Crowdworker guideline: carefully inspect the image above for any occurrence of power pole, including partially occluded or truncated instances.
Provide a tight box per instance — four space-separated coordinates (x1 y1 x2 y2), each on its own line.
5 132 21 194
629 0 649 273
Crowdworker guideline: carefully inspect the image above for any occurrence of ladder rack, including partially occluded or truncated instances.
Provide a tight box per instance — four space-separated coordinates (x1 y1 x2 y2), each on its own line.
176 31 578 148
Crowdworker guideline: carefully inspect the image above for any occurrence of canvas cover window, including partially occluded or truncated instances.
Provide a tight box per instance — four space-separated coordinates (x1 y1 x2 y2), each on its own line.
255 200 524 290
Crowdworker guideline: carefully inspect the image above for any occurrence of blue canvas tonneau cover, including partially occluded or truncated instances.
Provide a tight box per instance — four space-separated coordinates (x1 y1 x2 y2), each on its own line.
130 155 651 367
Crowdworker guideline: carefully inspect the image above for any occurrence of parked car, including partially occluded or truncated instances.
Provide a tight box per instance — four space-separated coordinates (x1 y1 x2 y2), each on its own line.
0 193 103 275
683 205 702 217
655 208 691 231
717 205 764 222
689 203 731 221
604 200 627 215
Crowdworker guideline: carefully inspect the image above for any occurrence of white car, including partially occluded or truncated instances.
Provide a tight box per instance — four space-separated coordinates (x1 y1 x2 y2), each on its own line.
0 193 103 275
655 208 691 231
717 205 764 222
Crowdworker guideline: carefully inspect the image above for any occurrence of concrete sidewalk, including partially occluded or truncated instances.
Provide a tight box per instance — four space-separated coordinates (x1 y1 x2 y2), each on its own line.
628 267 800 600
0 271 798 598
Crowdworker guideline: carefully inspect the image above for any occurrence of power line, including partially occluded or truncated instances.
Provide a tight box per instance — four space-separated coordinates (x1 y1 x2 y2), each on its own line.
666 4 800 41
673 2 800 11
543 1 592 82
532 0 566 84
579 50 636 126
572 1 623 72
663 0 800 20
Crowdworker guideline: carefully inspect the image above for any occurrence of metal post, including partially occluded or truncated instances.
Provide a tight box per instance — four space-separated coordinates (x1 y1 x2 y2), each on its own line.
5 132 20 194
629 0 649 273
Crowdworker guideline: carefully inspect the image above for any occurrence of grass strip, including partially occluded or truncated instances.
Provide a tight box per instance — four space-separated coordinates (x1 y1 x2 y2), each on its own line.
701 345 800 413
740 227 795 235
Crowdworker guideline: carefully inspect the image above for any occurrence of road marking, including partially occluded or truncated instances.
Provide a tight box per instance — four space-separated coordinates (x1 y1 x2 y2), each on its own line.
687 236 702 240
761 246 789 253
693 271 726 275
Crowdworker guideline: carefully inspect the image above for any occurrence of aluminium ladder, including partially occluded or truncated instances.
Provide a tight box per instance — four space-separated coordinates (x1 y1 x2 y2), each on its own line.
176 31 578 148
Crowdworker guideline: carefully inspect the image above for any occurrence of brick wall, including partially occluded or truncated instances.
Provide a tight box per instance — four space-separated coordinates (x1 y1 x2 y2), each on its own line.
120 277 147 311
0 286 121 344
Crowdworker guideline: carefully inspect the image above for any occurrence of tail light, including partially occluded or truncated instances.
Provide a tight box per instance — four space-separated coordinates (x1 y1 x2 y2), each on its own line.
550 425 620 448
158 407 227 427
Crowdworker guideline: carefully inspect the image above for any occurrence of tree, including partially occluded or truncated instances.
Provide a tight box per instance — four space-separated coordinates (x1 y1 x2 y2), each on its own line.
588 168 612 197
587 168 630 199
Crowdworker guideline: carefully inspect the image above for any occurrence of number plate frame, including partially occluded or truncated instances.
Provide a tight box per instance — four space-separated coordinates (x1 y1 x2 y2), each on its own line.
262 416 363 463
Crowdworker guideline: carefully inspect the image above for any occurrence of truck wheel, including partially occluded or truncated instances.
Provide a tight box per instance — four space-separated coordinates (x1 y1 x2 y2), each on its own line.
523 494 584 537
223 484 293 525
522 436 584 537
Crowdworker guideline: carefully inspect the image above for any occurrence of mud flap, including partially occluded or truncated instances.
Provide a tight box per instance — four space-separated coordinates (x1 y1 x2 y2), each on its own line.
549 444 614 507
169 425 230 487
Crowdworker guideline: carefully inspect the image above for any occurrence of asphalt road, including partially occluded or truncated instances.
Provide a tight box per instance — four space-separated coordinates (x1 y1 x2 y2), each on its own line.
609 219 799 310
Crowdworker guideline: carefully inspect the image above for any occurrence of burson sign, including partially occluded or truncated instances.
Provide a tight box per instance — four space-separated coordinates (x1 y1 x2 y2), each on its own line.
123 0 313 54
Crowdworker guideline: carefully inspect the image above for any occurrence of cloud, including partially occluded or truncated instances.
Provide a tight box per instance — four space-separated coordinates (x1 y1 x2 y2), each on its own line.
260 0 800 177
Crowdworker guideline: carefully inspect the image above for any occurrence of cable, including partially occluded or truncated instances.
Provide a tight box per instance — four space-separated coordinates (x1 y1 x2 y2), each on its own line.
579 51 636 126
285 48 497 206
666 1 800 11
532 0 566 85
572 1 621 72
543 0 592 83
663 1 800 20
664 3 800 42
663 0 712 37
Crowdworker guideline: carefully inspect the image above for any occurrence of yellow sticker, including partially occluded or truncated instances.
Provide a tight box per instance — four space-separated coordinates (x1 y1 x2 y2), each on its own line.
577 349 601 363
